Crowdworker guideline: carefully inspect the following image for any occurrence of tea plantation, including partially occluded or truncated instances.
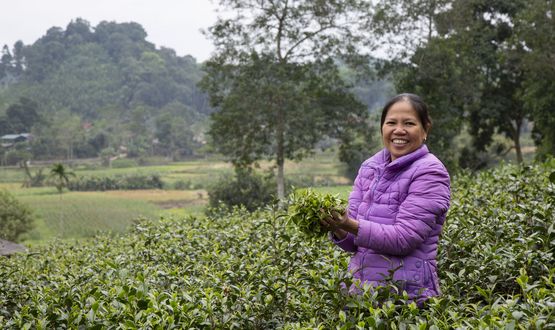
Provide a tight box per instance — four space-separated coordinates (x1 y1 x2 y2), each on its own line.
1 162 554 329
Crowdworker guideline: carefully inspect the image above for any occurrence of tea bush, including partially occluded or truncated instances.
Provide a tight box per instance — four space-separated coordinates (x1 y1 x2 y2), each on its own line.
0 162 553 329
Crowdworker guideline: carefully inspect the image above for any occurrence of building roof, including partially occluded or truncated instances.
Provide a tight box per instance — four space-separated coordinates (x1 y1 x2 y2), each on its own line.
1 133 31 140
0 239 27 256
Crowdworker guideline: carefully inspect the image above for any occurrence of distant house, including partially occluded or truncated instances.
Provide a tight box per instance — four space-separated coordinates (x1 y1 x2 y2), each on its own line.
1 133 32 148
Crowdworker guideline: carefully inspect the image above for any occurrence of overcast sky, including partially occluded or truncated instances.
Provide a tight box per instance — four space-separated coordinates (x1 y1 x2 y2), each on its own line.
0 0 220 62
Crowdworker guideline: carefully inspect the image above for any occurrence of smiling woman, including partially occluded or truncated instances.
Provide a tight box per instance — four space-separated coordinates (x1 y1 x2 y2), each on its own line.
320 93 451 306
381 95 431 161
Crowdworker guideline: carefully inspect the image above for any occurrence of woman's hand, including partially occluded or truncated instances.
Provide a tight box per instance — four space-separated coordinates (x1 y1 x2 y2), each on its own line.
320 209 348 231
319 209 359 238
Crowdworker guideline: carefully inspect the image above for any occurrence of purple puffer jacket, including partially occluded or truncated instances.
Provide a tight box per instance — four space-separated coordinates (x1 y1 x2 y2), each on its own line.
332 144 450 301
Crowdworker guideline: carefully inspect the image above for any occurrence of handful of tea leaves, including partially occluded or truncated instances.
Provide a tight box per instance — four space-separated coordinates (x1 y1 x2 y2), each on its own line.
287 189 347 238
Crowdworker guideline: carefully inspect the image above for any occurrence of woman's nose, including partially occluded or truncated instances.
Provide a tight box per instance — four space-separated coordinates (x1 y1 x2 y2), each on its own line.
393 126 407 134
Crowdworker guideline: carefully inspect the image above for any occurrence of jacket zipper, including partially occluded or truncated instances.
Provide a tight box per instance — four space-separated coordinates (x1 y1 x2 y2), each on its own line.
361 169 383 280
368 169 383 214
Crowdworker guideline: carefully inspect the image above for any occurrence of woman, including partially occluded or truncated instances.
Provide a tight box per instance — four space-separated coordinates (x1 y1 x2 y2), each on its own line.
321 93 451 304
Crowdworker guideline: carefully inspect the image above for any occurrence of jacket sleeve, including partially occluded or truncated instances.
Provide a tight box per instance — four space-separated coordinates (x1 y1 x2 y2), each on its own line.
353 163 450 255
330 166 366 253
330 232 357 252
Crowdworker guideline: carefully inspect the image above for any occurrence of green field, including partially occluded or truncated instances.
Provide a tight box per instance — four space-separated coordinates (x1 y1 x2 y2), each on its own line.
1 151 352 244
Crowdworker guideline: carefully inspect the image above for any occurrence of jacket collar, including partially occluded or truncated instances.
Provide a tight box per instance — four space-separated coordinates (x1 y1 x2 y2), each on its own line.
381 144 429 170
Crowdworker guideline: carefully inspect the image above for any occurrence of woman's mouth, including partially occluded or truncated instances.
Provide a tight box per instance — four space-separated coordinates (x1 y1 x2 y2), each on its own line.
392 139 409 145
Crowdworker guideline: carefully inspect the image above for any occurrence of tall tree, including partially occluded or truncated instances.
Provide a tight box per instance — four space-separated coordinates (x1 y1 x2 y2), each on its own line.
517 0 555 159
370 0 470 168
12 41 25 75
394 37 474 169
377 0 531 166
441 0 528 164
201 0 373 199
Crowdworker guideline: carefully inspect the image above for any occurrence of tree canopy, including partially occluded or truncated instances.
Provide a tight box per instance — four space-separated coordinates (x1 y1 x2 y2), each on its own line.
0 19 211 161
375 0 554 168
201 0 373 198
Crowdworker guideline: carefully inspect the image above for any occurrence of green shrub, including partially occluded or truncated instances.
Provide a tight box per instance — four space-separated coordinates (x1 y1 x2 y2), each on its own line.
172 179 190 190
67 174 164 191
172 179 203 190
0 190 34 242
121 174 164 190
110 158 139 168
207 167 276 212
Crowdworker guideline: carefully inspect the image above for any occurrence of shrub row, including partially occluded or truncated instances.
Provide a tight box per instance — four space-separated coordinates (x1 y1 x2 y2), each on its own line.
67 174 164 191
0 161 553 328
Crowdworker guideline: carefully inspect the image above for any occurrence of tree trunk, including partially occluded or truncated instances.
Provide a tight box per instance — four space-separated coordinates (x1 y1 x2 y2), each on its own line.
276 123 285 201
275 88 286 201
277 155 285 201
513 119 523 164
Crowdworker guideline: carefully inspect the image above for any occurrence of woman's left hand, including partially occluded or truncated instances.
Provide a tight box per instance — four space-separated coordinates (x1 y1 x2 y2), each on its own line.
320 209 359 235
320 210 349 231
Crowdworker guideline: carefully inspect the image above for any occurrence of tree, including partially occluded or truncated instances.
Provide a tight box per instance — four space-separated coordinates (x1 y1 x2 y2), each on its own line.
4 97 41 133
516 0 555 159
0 20 213 162
0 45 12 78
49 163 75 195
12 40 25 75
356 0 469 168
394 37 473 169
154 112 197 160
201 0 373 199
376 0 532 166
371 0 451 61
49 110 84 160
440 0 528 164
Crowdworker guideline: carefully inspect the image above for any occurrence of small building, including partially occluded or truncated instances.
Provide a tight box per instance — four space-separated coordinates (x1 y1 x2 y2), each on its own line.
1 133 32 148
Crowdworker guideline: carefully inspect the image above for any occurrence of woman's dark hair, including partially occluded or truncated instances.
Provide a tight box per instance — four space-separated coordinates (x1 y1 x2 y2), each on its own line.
380 93 432 133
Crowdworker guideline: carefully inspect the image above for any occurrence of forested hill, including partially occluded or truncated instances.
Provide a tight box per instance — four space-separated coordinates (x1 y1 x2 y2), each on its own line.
0 19 211 161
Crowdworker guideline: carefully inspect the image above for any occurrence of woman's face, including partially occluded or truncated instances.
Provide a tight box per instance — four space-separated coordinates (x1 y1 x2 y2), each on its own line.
382 100 428 161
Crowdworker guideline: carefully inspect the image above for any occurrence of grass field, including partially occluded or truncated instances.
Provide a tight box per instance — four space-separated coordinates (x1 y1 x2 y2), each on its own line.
13 189 162 242
1 151 352 244
311 185 352 199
